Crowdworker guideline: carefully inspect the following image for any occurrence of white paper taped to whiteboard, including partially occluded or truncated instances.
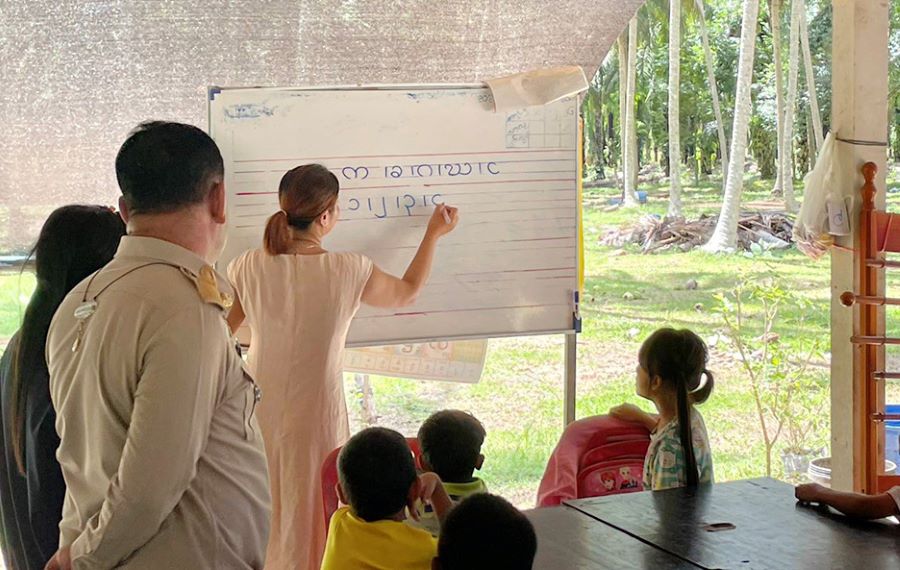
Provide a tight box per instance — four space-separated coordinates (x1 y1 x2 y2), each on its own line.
209 85 580 347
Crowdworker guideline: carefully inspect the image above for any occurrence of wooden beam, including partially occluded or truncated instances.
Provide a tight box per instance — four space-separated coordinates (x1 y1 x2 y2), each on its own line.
830 0 890 493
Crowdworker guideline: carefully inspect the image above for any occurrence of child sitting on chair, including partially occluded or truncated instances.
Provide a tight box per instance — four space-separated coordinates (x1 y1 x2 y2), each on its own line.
414 410 488 535
795 483 900 520
610 328 715 490
433 493 537 570
321 427 453 570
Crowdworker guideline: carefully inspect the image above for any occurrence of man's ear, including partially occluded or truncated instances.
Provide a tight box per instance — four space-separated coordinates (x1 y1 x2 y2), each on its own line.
118 197 131 224
209 179 226 224
475 453 485 471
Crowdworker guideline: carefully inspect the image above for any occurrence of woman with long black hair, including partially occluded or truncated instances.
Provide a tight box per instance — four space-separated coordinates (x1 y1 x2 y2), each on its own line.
0 205 125 570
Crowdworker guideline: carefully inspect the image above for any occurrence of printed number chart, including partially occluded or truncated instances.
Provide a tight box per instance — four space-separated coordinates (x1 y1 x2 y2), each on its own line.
344 340 488 383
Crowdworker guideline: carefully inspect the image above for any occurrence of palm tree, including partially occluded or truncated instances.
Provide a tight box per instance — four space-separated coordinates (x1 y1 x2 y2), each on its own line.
703 0 762 252
618 33 628 193
667 0 683 218
800 7 823 154
770 0 786 196
695 0 729 187
780 0 802 212
623 16 640 207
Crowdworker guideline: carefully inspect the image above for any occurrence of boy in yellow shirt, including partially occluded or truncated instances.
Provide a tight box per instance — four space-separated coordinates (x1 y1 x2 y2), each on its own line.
414 410 488 535
322 427 453 570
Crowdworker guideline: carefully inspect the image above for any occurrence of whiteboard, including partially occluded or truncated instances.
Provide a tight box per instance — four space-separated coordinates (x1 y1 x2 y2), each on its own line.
209 86 580 346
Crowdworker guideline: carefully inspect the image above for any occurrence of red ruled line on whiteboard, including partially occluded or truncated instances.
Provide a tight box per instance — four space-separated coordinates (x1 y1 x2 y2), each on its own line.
364 303 572 319
236 183 413 195
234 149 571 163
424 178 570 187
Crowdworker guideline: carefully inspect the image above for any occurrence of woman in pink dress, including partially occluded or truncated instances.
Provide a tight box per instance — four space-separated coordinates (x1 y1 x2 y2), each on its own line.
227 164 458 569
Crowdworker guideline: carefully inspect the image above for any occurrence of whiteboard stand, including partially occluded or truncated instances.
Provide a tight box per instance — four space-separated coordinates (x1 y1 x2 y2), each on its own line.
564 332 577 426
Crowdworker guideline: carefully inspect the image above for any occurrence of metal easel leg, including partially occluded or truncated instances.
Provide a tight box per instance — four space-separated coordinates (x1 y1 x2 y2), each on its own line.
564 333 577 426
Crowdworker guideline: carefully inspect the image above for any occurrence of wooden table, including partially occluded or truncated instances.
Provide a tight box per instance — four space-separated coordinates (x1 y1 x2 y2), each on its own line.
564 477 900 570
524 505 700 569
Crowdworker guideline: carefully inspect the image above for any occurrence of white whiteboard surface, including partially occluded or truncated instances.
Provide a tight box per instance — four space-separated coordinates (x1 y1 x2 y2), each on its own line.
210 86 579 346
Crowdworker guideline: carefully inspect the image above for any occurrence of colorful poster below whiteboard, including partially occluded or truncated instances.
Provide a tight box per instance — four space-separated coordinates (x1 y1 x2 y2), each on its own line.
344 340 488 384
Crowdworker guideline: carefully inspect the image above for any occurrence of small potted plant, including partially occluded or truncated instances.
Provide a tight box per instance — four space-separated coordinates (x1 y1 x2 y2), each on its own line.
780 369 829 480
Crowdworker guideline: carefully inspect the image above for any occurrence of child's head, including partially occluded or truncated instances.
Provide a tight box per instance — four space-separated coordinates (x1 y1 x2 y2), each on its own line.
637 328 715 486
418 410 486 483
434 494 536 570
337 427 416 522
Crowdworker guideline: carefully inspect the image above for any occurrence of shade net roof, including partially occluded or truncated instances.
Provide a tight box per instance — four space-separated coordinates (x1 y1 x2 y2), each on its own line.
0 0 643 253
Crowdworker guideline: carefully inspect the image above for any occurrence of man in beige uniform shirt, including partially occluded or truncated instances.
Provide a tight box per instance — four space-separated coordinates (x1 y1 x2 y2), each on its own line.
45 122 271 569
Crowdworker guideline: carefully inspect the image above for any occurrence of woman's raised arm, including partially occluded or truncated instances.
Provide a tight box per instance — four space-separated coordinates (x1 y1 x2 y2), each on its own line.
362 204 458 308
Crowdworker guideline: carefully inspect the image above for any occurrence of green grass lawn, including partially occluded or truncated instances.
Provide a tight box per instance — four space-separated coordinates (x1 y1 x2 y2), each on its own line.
3 169 900 508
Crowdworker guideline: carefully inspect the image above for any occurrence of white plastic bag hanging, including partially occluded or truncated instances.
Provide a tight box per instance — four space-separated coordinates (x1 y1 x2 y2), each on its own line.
794 132 850 259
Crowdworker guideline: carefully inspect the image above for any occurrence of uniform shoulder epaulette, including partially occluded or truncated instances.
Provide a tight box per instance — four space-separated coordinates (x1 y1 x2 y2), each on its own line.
179 265 233 311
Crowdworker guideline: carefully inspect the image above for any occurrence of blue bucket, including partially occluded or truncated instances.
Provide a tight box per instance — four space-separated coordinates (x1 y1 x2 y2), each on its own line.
886 404 900 466
606 191 649 206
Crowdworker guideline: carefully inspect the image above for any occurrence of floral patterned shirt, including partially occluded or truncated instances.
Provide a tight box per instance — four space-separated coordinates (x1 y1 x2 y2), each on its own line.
643 409 714 491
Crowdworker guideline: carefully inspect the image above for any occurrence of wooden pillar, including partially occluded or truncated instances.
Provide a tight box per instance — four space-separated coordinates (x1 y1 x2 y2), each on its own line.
830 0 890 492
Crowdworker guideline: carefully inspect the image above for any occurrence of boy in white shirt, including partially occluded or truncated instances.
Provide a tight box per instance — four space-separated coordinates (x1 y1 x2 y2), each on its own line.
414 410 488 535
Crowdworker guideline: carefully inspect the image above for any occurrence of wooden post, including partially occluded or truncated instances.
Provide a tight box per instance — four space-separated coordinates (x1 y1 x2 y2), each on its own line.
830 0 890 492
858 163 880 493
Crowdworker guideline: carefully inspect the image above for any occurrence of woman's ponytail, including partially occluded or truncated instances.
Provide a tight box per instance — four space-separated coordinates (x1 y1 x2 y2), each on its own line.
263 210 292 255
264 164 340 255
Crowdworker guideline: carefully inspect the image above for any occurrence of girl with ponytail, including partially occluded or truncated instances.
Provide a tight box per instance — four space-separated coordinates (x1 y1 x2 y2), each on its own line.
610 328 715 490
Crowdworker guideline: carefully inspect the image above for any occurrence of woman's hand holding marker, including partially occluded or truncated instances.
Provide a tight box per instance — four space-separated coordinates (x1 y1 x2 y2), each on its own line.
427 204 459 239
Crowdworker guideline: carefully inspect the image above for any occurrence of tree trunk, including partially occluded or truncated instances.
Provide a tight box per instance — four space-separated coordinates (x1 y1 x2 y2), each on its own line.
667 0 683 217
800 7 823 154
354 374 377 426
780 0 802 212
624 16 640 207
771 0 786 196
695 0 729 189
703 0 762 252
618 33 628 193
597 79 606 179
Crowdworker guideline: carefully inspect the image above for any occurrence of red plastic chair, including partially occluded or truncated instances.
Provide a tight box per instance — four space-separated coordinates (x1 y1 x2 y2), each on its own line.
321 437 422 531
537 415 650 507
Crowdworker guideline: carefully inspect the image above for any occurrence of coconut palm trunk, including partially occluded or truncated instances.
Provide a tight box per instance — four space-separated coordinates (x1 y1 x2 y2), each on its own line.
771 0 786 196
667 0 683 218
703 0 762 252
780 0 802 212
623 16 640 207
800 7 823 154
618 33 628 193
695 0 729 187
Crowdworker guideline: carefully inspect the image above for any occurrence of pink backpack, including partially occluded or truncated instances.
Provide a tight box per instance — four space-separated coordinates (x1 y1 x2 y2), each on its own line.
537 415 650 507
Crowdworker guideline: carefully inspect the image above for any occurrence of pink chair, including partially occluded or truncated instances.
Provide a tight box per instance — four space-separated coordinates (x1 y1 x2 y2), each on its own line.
321 437 422 532
537 415 650 507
